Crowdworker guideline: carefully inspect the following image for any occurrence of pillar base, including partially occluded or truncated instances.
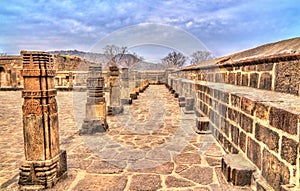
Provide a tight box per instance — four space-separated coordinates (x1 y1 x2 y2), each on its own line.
19 150 67 190
80 119 108 134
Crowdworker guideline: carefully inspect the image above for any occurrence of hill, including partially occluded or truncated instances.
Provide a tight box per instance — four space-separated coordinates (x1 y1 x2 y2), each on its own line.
48 50 166 70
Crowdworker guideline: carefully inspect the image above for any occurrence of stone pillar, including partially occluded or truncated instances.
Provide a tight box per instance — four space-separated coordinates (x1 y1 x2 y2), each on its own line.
80 65 108 134
19 51 67 190
120 68 131 105
108 66 123 114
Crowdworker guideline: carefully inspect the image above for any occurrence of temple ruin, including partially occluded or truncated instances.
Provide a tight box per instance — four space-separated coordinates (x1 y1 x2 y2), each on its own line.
0 37 300 190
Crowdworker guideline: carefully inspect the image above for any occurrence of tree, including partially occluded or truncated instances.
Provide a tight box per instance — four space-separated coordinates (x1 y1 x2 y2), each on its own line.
161 51 187 68
190 51 214 65
103 45 143 68
103 45 128 66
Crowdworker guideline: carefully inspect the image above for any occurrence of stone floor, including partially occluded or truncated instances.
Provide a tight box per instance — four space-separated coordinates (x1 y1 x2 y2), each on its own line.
0 85 253 191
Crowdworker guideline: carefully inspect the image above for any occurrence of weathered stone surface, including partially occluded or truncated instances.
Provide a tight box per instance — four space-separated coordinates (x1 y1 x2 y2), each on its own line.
255 123 279 152
250 73 259 88
86 161 124 174
259 73 272 90
269 106 298 135
262 149 290 190
231 124 239 145
247 137 261 169
275 60 300 95
228 73 235 85
180 166 213 185
241 97 255 115
165 176 195 188
281 136 298 165
130 174 162 191
129 161 174 174
239 113 253 133
239 131 247 152
254 102 269 121
227 108 239 124
231 94 241 108
205 156 221 166
74 175 127 191
242 74 249 86
174 153 201 165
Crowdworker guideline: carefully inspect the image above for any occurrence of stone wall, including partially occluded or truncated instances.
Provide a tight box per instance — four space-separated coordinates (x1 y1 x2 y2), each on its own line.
167 38 300 190
0 56 23 87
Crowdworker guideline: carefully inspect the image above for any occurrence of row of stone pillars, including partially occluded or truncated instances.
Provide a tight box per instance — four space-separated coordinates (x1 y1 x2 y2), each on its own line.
18 52 151 189
166 83 210 134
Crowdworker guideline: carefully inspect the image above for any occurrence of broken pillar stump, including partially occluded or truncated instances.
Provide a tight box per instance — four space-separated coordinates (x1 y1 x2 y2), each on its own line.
80 65 108 134
19 51 67 190
221 154 256 186
195 117 211 134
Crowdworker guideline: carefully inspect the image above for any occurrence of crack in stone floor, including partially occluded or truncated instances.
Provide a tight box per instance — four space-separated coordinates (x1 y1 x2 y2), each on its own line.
0 85 253 190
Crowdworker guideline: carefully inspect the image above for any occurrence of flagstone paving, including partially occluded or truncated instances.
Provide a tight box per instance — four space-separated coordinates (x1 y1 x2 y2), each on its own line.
0 85 253 190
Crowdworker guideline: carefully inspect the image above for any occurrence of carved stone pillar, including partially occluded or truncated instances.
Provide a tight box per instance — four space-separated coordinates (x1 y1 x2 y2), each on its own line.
108 66 123 114
80 65 108 134
19 51 67 190
120 68 131 105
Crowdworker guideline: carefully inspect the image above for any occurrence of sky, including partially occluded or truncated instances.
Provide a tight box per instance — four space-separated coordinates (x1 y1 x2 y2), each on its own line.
0 0 300 62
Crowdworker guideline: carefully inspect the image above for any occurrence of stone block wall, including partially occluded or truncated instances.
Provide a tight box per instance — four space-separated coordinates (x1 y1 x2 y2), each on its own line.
168 53 300 190
181 54 300 96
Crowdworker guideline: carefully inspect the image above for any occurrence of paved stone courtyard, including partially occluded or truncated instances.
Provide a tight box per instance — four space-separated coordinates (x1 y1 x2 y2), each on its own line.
0 85 252 190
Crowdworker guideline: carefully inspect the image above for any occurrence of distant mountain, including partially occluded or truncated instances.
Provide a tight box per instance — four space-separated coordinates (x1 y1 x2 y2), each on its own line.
48 50 166 70
48 50 106 64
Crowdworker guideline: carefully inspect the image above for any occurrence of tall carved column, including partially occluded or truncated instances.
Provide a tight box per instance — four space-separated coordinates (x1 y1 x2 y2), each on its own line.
19 51 67 190
120 68 131 105
108 66 123 114
80 65 108 134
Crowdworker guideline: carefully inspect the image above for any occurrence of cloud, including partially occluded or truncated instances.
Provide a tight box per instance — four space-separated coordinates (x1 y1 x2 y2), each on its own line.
0 0 299 57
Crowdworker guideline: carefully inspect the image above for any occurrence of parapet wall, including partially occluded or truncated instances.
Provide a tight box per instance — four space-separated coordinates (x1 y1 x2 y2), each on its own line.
181 53 300 96
168 43 300 190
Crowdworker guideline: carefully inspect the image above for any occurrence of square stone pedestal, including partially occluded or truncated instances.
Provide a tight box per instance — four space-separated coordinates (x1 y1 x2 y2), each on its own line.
80 119 108 134
19 150 67 190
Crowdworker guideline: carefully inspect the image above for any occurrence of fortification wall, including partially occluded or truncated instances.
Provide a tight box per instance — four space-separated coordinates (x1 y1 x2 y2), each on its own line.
167 42 300 190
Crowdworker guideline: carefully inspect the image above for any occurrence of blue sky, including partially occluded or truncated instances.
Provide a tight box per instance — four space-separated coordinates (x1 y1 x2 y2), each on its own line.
0 0 300 61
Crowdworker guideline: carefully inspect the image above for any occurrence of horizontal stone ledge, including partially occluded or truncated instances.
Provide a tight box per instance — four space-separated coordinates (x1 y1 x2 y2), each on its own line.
172 78 300 115
178 53 300 71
